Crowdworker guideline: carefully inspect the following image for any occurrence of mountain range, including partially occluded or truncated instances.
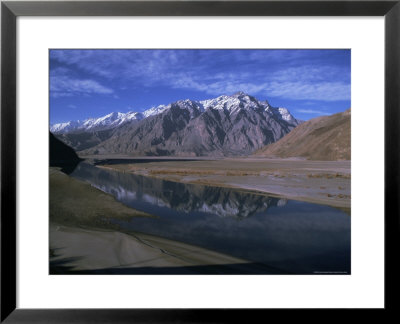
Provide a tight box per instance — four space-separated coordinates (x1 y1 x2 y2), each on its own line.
254 108 351 160
51 92 299 156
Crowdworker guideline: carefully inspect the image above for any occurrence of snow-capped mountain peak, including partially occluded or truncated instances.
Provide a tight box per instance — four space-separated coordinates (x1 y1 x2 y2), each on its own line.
272 107 297 124
82 111 143 130
50 120 83 133
199 92 269 115
50 92 298 134
51 111 144 134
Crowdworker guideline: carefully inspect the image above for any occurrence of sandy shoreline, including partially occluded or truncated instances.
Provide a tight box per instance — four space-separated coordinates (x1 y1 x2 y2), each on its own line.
50 223 273 274
93 157 351 208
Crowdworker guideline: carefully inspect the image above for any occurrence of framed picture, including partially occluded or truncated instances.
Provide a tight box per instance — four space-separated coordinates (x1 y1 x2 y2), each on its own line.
1 0 399 321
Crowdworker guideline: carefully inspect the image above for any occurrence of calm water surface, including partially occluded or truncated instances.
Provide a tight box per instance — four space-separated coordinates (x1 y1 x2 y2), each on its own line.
71 162 350 274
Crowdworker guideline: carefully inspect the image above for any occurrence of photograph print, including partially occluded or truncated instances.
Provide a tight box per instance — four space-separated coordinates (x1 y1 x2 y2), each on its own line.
49 49 351 275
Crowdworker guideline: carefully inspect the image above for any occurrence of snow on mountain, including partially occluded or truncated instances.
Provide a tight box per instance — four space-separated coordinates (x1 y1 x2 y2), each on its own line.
142 105 169 118
51 111 143 133
50 120 84 133
50 92 299 134
273 107 298 124
81 111 143 131
173 99 205 119
200 91 268 113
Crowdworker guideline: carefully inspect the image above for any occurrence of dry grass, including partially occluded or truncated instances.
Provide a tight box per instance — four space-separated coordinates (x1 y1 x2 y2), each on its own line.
50 168 153 230
307 173 351 179
255 109 350 161
323 193 351 199
133 168 264 177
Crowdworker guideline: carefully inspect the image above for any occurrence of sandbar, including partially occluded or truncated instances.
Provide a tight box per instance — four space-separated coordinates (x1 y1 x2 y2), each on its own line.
92 157 351 208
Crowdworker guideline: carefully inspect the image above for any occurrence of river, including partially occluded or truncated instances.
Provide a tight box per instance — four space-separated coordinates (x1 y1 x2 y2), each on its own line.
70 162 350 274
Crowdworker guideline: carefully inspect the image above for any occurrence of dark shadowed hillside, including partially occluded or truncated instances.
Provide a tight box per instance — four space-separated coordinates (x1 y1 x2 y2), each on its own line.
254 109 351 161
50 132 82 172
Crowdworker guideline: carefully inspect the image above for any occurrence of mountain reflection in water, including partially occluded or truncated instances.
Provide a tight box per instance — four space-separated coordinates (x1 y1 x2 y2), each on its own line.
70 162 351 274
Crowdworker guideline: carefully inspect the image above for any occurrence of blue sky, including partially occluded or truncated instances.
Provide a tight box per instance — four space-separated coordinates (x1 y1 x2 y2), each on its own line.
50 49 350 124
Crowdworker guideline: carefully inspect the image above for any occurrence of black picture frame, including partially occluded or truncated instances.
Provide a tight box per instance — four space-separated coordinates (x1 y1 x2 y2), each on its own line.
1 0 399 322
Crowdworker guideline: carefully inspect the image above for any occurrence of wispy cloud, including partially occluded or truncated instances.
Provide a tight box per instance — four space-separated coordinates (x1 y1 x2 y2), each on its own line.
169 77 268 97
266 81 350 101
50 50 183 80
50 49 350 102
50 66 71 77
50 75 114 98
296 109 327 114
271 65 350 83
169 76 349 102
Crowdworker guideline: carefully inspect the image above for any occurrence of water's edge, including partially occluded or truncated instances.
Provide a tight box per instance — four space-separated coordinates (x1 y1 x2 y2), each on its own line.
69 162 351 274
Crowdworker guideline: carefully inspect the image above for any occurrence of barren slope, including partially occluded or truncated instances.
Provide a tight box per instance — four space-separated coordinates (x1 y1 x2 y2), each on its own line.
254 109 351 161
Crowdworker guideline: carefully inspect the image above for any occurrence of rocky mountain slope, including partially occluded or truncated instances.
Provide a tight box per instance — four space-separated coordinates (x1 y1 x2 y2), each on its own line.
75 92 299 156
55 128 114 152
254 109 351 160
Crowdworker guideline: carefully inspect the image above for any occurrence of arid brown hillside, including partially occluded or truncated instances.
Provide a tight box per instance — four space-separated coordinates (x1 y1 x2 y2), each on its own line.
254 109 351 161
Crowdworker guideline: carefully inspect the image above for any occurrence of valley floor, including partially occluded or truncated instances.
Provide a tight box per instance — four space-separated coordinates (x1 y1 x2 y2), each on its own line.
86 156 351 209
